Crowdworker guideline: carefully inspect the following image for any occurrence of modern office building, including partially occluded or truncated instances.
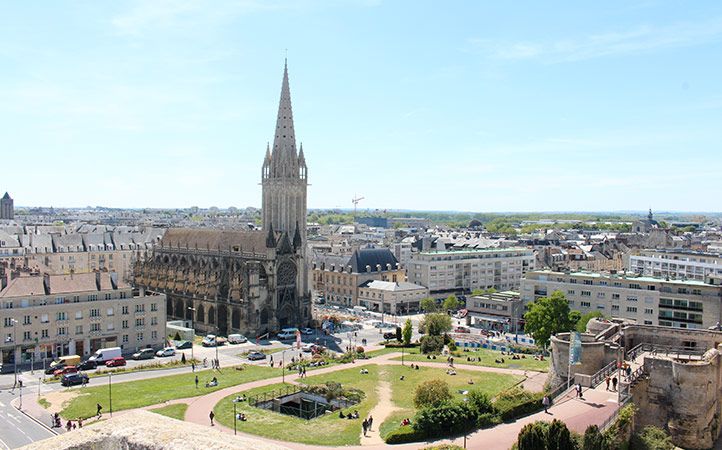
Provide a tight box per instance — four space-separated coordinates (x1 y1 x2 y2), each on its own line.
0 272 166 370
521 269 722 329
466 290 524 331
628 249 722 281
408 248 534 295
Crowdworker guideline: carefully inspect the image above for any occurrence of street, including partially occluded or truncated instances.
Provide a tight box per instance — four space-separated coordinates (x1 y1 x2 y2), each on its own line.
0 389 54 449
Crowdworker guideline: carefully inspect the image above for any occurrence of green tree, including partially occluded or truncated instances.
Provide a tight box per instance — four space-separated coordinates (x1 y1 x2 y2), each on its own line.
517 422 548 450
402 319 413 346
630 426 674 450
547 419 575 450
395 326 402 342
582 425 609 450
442 295 460 311
421 313 452 336
576 311 604 333
413 379 452 408
420 297 438 313
523 291 579 348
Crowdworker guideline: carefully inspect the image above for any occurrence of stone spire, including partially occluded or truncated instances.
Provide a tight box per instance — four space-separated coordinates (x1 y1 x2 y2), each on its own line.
270 58 298 178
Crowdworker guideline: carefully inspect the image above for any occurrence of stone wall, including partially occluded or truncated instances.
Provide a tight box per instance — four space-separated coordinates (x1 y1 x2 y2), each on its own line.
550 332 617 386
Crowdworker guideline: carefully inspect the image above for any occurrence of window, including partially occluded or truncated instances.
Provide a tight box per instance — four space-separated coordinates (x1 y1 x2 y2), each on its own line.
122 320 129 329
107 308 114 316
583 280 593 285
41 329 49 338
75 325 83 334
626 296 638 302
151 330 158 340
120 292 127 300
135 304 145 313
581 291 591 297
629 283 641 290
122 306 129 315
644 320 653 325
75 311 83 319
55 297 65 304
644 308 654 314
136 332 144 342
3 317 13 327
23 315 31 325
90 309 100 318
88 294 98 301
150 303 157 312
612 305 620 311
567 290 575 295
135 318 145 327
107 323 115 331
151 317 158 326
626 306 637 313
597 292 606 298
23 331 31 341
73 296 80 303
104 293 112 300
90 323 100 332
58 327 67 336
56 312 67 321
581 301 591 308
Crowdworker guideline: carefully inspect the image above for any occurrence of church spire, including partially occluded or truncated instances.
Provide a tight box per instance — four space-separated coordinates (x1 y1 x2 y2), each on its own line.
270 58 297 177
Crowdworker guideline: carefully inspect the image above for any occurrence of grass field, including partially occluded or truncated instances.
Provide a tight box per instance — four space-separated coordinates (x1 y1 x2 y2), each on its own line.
150 403 188 421
391 348 549 372
60 364 279 419
213 365 381 446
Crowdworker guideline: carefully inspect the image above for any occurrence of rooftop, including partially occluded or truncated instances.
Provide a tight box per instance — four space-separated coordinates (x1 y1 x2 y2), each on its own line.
419 247 531 256
530 269 718 287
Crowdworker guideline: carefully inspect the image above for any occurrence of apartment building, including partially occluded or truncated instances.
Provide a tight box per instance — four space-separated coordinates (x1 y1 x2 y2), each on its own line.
466 290 524 331
628 249 722 281
408 248 534 295
311 248 405 307
357 280 429 315
521 270 722 330
0 272 166 370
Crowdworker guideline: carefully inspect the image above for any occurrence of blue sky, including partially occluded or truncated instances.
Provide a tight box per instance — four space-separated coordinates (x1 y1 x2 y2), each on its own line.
1 1 721 212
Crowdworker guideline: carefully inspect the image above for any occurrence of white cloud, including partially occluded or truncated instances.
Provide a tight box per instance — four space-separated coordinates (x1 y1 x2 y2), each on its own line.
469 17 722 63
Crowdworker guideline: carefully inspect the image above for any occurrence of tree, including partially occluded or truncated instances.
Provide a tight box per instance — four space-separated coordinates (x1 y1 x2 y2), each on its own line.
421 313 452 336
420 297 438 313
547 419 575 450
517 422 548 450
442 295 460 311
576 311 604 333
395 326 402 342
413 379 452 408
523 291 579 348
402 319 413 346
583 425 609 450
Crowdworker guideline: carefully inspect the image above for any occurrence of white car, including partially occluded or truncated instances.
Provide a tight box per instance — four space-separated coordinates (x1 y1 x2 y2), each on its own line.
277 328 299 340
301 343 316 352
300 328 314 335
156 347 176 357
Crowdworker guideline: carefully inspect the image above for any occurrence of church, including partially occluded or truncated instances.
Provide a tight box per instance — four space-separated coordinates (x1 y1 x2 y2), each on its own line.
134 61 311 337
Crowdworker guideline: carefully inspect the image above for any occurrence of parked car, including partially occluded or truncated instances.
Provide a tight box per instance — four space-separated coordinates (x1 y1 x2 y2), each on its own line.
46 363 64 375
300 328 314 335
156 347 176 357
132 348 156 360
105 357 126 367
61 373 89 387
247 351 267 361
277 327 299 340
301 343 316 353
78 360 98 371
174 340 192 349
88 347 122 364
383 331 396 340
50 355 81 369
228 334 248 344
53 366 78 377
455 326 470 333
202 335 226 347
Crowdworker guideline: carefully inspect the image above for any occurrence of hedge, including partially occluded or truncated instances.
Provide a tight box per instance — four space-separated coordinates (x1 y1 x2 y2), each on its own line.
385 426 427 444
493 388 544 422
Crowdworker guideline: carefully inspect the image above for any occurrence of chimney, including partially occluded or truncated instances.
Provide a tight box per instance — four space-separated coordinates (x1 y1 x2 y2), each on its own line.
376 264 382 272
366 265 371 273
110 271 118 289
43 273 51 295
95 271 101 291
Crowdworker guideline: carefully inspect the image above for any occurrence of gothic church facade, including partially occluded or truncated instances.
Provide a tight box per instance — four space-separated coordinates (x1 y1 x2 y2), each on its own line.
134 62 311 337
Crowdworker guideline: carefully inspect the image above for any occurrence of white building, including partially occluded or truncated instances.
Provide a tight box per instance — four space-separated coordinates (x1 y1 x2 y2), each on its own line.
357 280 429 315
629 249 722 281
408 247 534 295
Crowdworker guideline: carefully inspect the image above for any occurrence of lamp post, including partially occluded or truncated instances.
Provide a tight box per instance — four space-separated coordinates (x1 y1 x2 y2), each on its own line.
281 349 287 384
617 331 624 404
187 306 196 362
108 372 113 417
232 395 242 435
11 318 19 387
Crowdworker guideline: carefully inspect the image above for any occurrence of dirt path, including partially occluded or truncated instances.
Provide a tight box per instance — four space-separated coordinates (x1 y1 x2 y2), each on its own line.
360 369 398 446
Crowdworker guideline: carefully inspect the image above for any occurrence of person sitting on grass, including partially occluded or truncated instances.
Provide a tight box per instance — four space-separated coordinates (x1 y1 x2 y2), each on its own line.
339 410 345 419
401 418 411 426
468 378 474 384
206 376 218 388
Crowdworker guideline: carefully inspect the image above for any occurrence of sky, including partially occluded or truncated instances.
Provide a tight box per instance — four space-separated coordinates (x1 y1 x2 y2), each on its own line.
1 1 721 212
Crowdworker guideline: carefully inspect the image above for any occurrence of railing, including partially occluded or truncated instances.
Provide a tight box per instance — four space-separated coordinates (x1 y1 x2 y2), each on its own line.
636 343 706 359
250 385 302 408
626 343 644 361
590 360 618 387
599 395 632 432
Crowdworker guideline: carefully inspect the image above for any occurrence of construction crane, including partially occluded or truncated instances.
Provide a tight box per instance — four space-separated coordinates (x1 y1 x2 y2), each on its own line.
352 195 365 221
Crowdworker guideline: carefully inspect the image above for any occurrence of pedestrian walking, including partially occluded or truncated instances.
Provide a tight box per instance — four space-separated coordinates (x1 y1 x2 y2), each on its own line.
302 366 306 378
78 417 83 428
195 375 199 389
66 420 72 432
542 395 551 414
362 419 368 436
217 359 221 370
368 415 373 429
270 355 273 366
612 376 618 391
605 375 611 391
209 410 215 426
626 365 632 380
576 383 583 398
96 403 103 419
192 362 195 372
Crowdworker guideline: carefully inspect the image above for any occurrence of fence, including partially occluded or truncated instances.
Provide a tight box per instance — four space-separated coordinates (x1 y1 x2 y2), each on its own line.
590 360 618 387
250 385 357 420
250 385 301 408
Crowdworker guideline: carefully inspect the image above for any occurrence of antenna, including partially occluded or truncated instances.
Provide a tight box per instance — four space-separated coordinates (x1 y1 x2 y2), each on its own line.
352 195 365 222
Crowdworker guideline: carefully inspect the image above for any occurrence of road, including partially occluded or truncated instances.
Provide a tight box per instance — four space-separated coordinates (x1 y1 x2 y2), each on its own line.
0 389 54 449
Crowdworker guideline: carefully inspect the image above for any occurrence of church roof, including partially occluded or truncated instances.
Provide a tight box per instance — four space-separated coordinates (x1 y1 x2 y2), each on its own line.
161 228 273 252
270 59 298 176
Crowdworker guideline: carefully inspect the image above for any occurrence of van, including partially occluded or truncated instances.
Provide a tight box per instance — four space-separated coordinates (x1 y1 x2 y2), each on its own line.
228 334 247 344
50 354 81 368
88 347 123 364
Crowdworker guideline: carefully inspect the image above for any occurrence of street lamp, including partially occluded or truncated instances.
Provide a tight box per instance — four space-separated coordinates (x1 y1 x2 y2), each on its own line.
281 349 287 383
232 395 242 435
9 318 19 387
187 307 196 362
109 372 113 417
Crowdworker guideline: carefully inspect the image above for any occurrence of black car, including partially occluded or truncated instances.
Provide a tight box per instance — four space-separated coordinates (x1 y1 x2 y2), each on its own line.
61 373 89 387
383 331 396 340
78 360 97 371
45 363 64 375
174 340 192 350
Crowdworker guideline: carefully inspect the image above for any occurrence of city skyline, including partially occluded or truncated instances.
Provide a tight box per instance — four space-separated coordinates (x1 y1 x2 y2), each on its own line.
1 1 721 212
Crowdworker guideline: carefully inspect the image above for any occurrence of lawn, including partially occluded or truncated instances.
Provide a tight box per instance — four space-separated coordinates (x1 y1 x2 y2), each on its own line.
60 364 279 419
213 365 381 446
391 348 549 372
380 364 521 439
365 346 420 358
150 403 188 421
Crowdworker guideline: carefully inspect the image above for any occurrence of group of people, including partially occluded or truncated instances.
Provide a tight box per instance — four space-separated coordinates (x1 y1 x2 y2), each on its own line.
297 365 308 378
400 417 411 426
361 415 374 436
338 409 360 419
605 375 619 391
425 354 438 360
52 412 84 431
200 376 218 388
446 368 457 376
494 358 506 364
407 364 420 370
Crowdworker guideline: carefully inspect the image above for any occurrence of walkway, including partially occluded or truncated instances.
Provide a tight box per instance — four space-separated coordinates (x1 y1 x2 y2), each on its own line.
361 370 398 446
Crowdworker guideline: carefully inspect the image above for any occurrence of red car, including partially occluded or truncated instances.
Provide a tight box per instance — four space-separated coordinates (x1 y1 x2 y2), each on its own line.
105 357 126 367
455 326 470 333
53 365 78 377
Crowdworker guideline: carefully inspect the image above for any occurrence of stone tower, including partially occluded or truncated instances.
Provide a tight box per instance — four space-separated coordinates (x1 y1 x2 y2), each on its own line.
261 60 308 294
0 192 13 220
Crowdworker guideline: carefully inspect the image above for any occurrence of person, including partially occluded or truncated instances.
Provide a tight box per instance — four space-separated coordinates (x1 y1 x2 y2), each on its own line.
605 375 611 391
368 415 373 429
468 379 474 385
399 375 405 381
270 355 273 366
401 418 410 426
362 418 368 436
192 362 196 372
96 403 102 419
626 365 632 380
353 410 359 419
203 357 208 367
216 359 221 370
612 376 618 391
195 375 199 389
415 365 419 370
52 413 59 428
542 395 551 414
181 353 186 364
78 417 83 428
302 366 307 378
577 383 583 398
65 420 72 431
209 410 215 426
339 410 345 419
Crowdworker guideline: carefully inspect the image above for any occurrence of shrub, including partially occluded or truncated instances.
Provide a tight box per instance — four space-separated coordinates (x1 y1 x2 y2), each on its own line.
356 346 365 354
547 419 576 450
384 341 420 348
517 421 548 450
385 426 426 444
494 387 544 421
467 390 495 416
477 412 500 428
447 340 457 352
414 379 452 408
413 401 477 438
630 426 674 450
420 335 445 354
